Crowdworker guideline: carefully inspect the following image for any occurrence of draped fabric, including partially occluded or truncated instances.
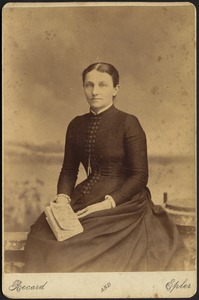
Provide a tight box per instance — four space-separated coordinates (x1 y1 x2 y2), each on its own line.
24 105 186 272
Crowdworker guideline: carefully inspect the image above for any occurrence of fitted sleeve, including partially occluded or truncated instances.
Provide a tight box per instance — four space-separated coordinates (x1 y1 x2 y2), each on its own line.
110 115 148 205
57 118 80 196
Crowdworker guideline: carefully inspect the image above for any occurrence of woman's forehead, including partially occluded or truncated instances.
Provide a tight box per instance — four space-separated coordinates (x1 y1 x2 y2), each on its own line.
84 70 113 82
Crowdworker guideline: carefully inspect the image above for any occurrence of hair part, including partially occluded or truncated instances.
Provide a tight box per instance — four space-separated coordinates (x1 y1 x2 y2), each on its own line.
82 62 119 87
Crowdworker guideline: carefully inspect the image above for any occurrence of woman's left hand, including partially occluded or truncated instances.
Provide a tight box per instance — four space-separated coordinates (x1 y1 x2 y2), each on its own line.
76 200 112 219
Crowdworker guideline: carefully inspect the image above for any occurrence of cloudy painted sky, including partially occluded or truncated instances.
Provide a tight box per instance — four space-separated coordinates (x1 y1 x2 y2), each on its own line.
3 3 195 157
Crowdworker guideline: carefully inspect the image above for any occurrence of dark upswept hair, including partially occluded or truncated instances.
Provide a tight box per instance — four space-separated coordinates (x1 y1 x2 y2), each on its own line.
82 62 119 87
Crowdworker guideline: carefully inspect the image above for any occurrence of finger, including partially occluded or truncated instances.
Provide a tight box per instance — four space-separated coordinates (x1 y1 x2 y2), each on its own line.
76 207 88 215
77 210 90 219
77 207 97 219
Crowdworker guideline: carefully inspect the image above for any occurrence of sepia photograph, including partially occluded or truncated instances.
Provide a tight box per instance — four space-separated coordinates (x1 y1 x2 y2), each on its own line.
2 1 196 298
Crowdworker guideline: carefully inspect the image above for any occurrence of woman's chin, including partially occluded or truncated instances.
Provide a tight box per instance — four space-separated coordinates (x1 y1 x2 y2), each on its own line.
90 104 102 111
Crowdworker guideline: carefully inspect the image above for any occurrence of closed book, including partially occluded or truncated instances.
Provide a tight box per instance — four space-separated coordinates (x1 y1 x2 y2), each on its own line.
45 202 83 241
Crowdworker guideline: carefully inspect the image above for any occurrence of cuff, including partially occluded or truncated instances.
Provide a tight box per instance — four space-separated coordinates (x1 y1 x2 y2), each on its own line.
55 194 71 203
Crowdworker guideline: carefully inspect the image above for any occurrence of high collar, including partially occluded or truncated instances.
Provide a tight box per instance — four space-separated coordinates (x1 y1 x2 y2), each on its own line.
90 103 113 115
89 104 116 117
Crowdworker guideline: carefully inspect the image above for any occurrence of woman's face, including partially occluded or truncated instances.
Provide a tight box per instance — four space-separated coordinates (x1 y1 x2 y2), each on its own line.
83 70 119 113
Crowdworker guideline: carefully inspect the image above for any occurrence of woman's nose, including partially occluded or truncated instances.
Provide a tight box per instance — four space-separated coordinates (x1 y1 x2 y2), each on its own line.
92 85 99 95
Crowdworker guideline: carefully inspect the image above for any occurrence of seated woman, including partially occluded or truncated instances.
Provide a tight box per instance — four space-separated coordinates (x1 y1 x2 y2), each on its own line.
24 62 186 272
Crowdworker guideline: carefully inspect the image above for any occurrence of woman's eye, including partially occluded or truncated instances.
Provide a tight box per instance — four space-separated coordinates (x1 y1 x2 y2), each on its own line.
99 83 107 87
85 83 93 88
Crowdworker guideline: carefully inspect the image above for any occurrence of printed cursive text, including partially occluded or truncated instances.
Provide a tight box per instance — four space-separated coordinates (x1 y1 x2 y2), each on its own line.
9 280 48 292
165 279 191 293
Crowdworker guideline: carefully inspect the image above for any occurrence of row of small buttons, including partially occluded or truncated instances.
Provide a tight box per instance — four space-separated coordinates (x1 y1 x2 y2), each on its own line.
83 116 102 194
85 116 101 155
82 172 101 194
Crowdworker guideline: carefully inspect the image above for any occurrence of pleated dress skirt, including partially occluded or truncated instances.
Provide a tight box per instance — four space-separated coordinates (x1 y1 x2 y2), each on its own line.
24 188 186 272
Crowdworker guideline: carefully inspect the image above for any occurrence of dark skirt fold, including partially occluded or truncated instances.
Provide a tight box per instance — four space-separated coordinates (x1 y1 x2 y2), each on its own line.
24 189 186 272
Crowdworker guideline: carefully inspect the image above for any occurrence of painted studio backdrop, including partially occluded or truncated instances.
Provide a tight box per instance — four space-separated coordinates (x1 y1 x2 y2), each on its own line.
3 4 195 231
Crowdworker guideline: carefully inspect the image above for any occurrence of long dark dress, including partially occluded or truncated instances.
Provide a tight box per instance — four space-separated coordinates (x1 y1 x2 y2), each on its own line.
24 105 186 272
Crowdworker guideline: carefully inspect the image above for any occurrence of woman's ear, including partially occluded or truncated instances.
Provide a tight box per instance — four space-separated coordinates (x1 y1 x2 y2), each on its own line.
113 85 119 97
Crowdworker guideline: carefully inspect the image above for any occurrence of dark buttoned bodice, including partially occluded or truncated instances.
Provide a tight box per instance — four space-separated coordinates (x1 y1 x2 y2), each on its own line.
57 105 148 209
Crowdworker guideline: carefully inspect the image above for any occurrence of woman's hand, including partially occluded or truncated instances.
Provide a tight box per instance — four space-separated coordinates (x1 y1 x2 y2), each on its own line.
76 200 112 219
